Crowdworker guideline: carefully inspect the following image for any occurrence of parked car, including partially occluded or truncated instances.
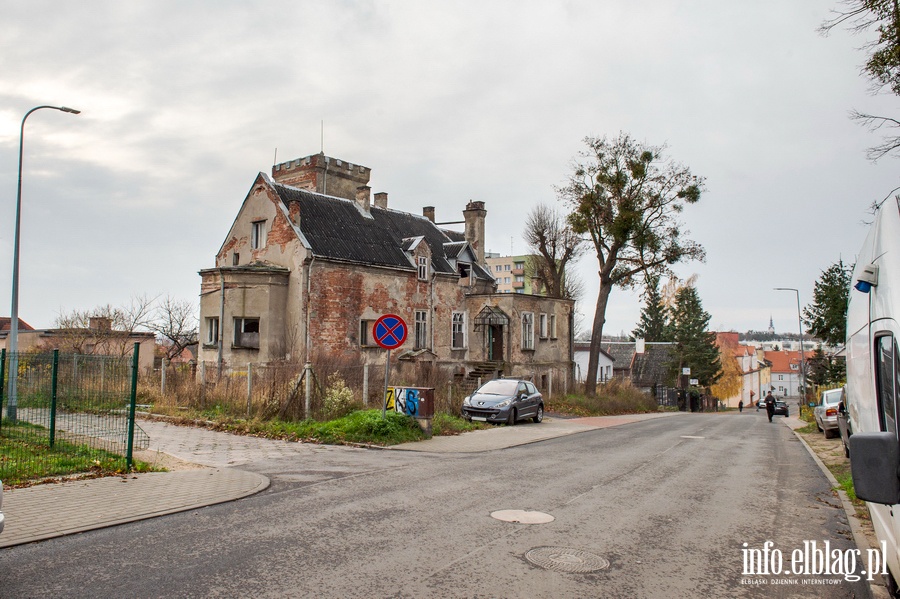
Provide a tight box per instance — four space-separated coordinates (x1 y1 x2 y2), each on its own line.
773 400 789 417
814 388 843 438
461 378 544 425
837 398 853 458
0 479 4 535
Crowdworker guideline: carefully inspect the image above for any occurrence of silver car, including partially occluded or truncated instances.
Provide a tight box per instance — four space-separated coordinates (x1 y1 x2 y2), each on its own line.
814 388 844 438
461 379 544 425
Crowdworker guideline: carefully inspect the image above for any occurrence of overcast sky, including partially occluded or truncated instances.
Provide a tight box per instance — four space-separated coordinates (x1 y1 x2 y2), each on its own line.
2 1 898 339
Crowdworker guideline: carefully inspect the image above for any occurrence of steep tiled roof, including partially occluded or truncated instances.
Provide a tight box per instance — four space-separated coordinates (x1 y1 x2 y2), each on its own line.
0 317 34 332
764 350 802 373
271 180 492 280
631 344 674 386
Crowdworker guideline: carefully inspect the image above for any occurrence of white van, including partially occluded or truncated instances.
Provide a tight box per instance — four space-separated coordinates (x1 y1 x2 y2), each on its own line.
847 196 900 593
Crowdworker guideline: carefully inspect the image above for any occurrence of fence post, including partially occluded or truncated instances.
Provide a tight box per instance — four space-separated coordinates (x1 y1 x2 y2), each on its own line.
304 362 312 418
161 358 167 395
362 363 369 406
200 361 207 403
126 342 139 471
549 370 553 402
50 349 59 447
247 362 253 418
0 348 5 431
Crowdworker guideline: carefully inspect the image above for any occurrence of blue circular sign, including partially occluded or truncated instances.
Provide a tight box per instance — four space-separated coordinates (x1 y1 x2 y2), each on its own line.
373 314 408 350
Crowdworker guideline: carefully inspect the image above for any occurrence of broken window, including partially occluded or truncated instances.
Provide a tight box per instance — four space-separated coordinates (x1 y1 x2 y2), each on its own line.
415 310 428 350
205 317 219 346
452 312 466 349
233 317 260 349
360 319 376 347
522 312 534 350
251 220 267 250
458 262 472 284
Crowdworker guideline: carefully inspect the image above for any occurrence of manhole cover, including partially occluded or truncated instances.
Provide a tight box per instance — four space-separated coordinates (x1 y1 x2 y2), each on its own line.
490 510 555 524
525 547 610 573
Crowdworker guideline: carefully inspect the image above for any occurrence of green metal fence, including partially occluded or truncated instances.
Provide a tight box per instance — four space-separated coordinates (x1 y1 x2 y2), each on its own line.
0 345 148 484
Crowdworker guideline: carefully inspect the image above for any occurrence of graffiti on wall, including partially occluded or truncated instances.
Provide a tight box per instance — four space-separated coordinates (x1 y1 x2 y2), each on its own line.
385 387 420 417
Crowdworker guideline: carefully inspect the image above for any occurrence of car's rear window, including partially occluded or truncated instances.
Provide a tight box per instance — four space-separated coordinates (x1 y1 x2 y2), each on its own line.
478 380 519 395
822 390 843 406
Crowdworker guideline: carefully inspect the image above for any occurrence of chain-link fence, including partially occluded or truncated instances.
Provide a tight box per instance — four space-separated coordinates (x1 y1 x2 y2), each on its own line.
1 348 147 485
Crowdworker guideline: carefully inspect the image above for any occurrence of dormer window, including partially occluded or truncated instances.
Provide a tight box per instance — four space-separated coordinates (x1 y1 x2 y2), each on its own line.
251 220 267 250
417 256 429 281
458 262 472 284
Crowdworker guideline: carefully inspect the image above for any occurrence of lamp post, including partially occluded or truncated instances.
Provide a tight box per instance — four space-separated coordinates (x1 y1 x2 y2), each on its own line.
7 105 80 421
774 287 806 409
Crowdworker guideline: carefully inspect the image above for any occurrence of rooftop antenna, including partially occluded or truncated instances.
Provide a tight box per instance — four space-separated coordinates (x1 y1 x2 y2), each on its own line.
321 120 324 154
273 148 277 166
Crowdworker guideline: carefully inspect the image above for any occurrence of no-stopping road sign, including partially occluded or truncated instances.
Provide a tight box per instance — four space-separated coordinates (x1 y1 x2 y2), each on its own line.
373 314 408 350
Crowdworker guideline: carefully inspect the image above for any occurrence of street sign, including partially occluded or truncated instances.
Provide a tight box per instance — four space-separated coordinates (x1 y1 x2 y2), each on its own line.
689 378 699 386
682 367 691 375
373 314 408 350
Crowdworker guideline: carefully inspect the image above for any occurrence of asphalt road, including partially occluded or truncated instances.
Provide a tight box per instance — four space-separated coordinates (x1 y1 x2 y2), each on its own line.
0 412 871 598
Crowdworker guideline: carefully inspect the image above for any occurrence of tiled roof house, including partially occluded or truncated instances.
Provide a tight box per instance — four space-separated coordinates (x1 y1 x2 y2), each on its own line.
198 153 575 390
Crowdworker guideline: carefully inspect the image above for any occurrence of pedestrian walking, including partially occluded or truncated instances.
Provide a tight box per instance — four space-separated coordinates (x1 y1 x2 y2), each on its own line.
738 399 744 413
764 391 776 423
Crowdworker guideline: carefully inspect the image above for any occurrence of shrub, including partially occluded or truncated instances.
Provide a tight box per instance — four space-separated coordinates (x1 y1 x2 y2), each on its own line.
322 372 356 419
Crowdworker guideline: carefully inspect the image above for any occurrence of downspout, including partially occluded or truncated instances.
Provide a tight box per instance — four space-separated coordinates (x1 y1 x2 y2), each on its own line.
305 255 315 362
218 268 225 378
429 266 435 352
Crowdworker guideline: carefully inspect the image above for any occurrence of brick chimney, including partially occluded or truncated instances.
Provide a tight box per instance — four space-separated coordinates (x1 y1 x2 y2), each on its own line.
374 192 388 209
423 206 435 223
463 200 487 263
89 317 112 331
355 186 371 215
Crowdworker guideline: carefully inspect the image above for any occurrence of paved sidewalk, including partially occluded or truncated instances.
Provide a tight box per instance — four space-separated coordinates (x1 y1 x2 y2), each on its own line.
0 411 683 549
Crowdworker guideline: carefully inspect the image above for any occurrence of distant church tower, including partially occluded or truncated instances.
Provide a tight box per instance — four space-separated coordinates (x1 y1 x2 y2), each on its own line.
768 316 775 335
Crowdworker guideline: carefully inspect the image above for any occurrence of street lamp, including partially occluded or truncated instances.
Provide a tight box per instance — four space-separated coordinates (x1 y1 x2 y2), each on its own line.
7 105 80 421
774 287 806 408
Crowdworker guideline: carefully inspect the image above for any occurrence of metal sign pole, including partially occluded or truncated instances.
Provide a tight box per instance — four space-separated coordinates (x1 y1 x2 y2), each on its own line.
382 349 390 419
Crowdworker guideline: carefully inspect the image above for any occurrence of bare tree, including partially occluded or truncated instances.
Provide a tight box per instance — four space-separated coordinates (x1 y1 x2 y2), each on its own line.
149 295 199 360
561 133 706 396
50 295 155 357
821 1 900 159
522 203 587 299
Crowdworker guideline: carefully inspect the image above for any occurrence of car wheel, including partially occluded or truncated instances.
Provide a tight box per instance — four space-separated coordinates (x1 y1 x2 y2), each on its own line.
532 404 544 423
507 408 517 426
824 428 836 439
816 420 823 432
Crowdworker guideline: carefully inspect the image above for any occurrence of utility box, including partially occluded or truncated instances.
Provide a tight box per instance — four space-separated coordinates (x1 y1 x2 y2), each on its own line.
386 387 434 436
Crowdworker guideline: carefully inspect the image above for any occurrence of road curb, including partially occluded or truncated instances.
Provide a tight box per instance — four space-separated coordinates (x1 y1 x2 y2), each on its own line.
789 424 890 599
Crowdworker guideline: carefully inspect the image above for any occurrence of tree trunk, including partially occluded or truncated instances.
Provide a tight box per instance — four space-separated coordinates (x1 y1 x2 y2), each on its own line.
584 280 613 396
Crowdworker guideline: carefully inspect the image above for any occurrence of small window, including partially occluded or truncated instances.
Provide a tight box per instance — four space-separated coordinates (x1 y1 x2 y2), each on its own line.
251 220 267 250
504 277 510 284
514 261 525 269
360 319 377 347
550 314 557 339
539 314 548 339
522 312 534 350
233 317 260 348
205 317 219 346
452 312 467 349
495 265 502 273
417 256 429 281
515 275 524 283
415 310 428 350
232 253 240 266
504 264 511 271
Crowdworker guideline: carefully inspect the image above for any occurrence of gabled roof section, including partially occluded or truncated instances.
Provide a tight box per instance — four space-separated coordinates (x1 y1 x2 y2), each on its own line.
270 178 493 280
